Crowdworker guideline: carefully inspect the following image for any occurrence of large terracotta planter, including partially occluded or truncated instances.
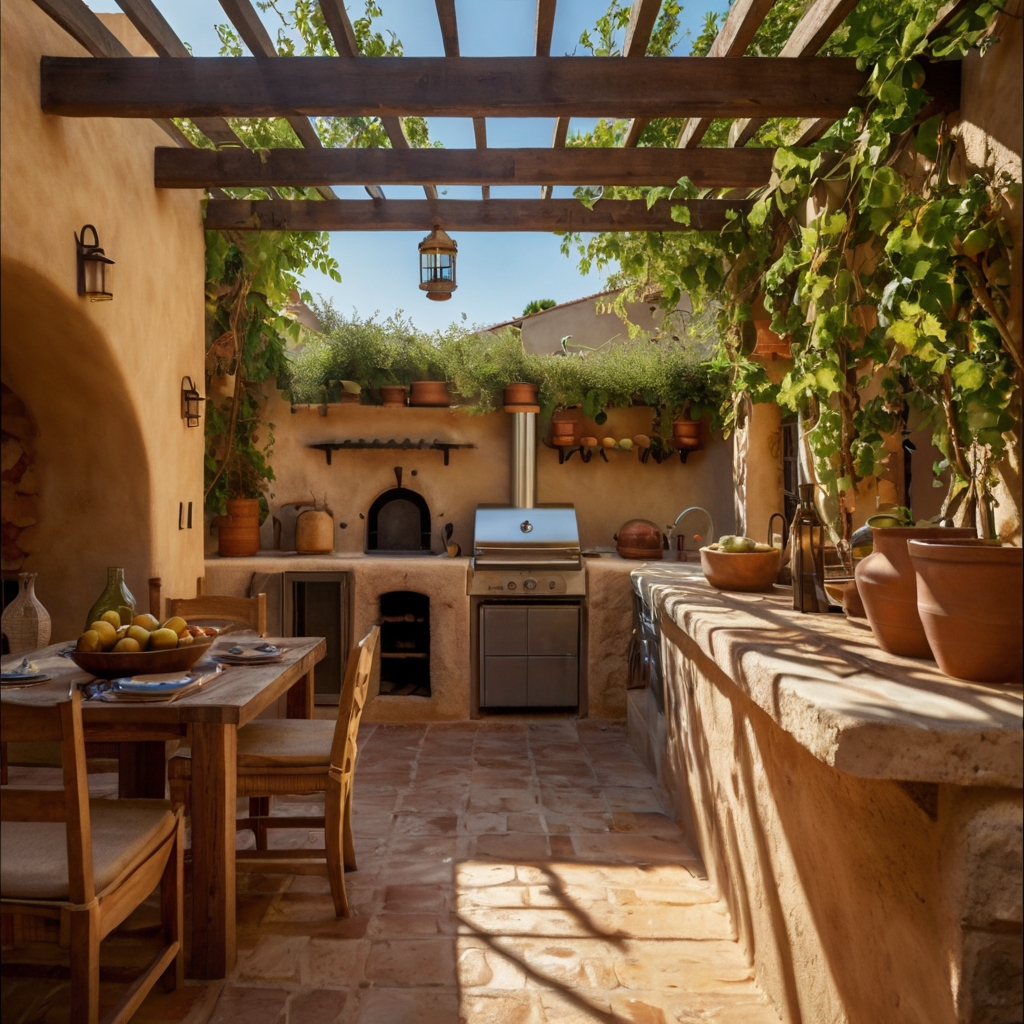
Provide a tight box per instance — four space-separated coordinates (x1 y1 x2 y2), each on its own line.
854 526 974 657
503 382 539 407
408 381 450 407
217 498 262 557
909 540 1023 682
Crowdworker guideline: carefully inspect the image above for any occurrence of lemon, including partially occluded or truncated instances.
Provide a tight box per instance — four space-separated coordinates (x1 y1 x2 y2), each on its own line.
100 609 122 628
127 625 151 649
113 637 141 653
132 613 161 632
90 620 118 650
77 630 101 653
162 616 188 636
149 628 179 651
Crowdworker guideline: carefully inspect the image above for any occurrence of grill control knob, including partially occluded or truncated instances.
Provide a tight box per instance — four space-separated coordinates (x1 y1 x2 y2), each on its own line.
520 520 533 533
548 580 557 590
524 578 537 591
507 581 517 590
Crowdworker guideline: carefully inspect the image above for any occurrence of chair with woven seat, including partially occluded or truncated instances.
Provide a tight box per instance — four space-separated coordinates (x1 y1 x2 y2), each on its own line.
168 625 379 917
0 691 184 1024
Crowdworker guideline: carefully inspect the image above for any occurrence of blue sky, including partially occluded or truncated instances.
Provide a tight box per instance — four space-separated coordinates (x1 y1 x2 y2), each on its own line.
90 0 727 330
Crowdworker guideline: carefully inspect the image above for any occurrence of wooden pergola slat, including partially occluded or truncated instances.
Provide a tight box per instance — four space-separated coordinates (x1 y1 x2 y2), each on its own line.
535 0 557 57
677 0 775 149
42 56 870 119
30 0 191 147
203 198 749 232
155 145 777 189
621 0 671 148
728 0 859 148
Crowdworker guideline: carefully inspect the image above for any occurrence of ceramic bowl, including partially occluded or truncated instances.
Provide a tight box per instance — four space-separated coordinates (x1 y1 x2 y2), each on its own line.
700 547 781 592
70 638 215 679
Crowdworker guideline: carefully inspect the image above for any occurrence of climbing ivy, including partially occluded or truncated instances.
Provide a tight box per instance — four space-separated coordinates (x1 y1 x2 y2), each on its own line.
565 0 1017 540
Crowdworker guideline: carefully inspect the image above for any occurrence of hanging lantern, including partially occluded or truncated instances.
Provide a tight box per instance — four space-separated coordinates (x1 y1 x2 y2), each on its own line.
418 227 457 301
75 224 115 301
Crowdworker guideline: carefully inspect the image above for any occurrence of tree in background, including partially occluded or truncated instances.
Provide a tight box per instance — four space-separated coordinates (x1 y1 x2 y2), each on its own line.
523 299 558 316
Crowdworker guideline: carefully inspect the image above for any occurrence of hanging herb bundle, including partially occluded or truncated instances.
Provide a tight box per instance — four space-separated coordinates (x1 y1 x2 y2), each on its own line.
564 0 1018 541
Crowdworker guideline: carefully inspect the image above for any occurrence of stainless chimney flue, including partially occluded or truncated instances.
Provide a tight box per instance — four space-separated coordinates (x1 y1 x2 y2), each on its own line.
511 411 536 508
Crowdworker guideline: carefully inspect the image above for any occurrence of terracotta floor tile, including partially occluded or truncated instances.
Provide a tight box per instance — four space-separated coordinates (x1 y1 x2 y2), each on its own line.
364 938 457 986
370 911 449 936
350 988 460 1024
286 987 349 1024
609 812 683 836
460 992 541 1023
302 936 369 986
473 832 551 861
232 935 307 982
393 812 461 835
207 984 289 1024
570 833 699 864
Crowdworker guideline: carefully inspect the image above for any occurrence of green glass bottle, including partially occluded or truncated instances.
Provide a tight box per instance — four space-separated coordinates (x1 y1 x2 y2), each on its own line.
85 567 136 630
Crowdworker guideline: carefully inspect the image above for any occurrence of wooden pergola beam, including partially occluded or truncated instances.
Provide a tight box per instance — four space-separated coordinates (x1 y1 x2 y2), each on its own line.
203 198 749 232
677 0 775 149
535 0 557 57
30 0 190 147
621 0 669 149
155 145 777 189
41 56 870 120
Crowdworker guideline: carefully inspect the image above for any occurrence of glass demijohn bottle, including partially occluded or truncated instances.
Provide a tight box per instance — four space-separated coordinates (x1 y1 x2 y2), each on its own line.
791 484 828 613
85 567 136 630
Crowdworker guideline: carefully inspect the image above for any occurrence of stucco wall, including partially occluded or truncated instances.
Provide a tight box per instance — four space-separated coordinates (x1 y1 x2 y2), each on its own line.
0 2 206 640
244 396 735 558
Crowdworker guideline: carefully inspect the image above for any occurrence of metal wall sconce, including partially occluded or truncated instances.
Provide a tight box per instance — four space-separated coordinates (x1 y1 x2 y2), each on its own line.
181 376 205 427
418 227 457 301
75 224 114 301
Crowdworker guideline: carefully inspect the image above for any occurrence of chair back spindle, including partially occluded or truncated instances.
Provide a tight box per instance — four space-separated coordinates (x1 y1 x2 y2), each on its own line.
329 627 380 775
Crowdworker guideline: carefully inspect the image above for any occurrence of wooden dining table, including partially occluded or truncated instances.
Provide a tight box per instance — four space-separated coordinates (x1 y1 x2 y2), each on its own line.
0 635 326 979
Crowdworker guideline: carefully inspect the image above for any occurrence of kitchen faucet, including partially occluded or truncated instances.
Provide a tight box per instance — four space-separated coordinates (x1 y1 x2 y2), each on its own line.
667 506 715 561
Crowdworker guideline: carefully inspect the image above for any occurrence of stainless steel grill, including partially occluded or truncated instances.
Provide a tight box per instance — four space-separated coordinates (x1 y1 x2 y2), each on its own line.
469 505 585 595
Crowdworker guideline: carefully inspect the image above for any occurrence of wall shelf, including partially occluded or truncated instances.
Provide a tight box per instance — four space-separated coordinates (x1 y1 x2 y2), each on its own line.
542 440 702 465
307 438 477 466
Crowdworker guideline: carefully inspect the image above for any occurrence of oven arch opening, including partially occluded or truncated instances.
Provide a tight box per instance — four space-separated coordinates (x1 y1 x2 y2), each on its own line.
379 590 430 696
366 487 431 553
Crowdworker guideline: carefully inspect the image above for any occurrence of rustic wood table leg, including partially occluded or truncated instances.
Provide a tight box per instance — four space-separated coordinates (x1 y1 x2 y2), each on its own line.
118 741 168 798
286 667 315 719
189 723 237 979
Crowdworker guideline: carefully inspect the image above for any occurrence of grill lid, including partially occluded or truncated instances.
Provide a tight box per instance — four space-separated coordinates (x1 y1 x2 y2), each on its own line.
473 505 581 569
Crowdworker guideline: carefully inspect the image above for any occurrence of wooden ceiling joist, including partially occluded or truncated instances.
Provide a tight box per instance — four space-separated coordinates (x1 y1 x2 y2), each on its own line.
40 56 869 120
155 145 777 189
728 0 859 148
203 198 749 232
30 0 190 147
677 0 775 149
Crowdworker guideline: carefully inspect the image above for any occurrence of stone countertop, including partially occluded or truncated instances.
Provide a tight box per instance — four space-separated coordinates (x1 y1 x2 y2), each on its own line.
631 566 1024 788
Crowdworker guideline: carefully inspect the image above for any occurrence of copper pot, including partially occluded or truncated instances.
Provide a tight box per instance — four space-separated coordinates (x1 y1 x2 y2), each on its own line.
615 519 664 560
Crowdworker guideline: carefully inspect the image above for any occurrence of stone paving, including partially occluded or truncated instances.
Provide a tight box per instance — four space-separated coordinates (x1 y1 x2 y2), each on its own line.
2 719 778 1024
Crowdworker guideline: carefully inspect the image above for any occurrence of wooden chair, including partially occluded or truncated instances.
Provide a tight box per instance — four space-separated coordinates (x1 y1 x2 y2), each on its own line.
168 626 379 917
164 593 267 637
0 692 184 1024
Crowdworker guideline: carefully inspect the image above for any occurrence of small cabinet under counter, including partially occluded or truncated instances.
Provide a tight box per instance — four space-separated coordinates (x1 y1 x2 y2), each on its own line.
479 604 580 709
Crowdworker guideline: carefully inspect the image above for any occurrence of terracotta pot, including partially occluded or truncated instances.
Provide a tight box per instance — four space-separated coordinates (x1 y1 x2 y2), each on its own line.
217 498 261 557
380 385 408 407
295 509 335 554
615 519 664 560
700 547 781 592
550 407 582 446
671 418 701 441
854 526 974 657
909 540 1023 682
752 321 792 359
409 381 450 407
503 382 539 406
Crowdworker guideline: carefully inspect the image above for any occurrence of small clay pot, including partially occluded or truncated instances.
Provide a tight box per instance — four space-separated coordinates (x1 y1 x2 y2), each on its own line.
909 540 1023 682
503 382 539 406
408 381 450 407
380 385 408 407
615 519 664 560
672 418 701 441
217 498 261 557
550 407 582 446
855 526 975 657
700 547 781 592
295 509 334 554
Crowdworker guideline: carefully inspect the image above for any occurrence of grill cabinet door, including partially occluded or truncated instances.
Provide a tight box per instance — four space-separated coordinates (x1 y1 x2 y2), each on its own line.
483 606 528 655
483 656 528 707
527 656 578 706
528 607 579 656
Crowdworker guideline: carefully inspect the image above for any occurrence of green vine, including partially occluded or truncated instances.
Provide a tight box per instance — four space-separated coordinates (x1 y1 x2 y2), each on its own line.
564 0 1018 541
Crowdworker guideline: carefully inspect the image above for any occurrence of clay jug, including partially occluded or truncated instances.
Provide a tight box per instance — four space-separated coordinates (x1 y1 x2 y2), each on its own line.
295 509 335 554
217 498 261 557
855 526 974 657
909 540 1023 682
